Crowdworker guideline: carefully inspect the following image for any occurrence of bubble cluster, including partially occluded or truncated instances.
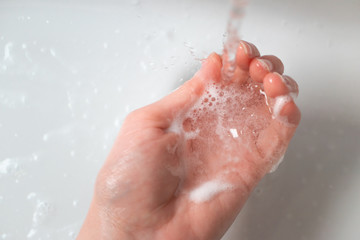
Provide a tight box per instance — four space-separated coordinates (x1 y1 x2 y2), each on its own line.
167 76 291 204
32 200 53 227
0 158 18 176
181 78 272 146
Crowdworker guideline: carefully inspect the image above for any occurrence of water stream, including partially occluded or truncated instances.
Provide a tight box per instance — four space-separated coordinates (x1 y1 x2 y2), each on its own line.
222 0 247 81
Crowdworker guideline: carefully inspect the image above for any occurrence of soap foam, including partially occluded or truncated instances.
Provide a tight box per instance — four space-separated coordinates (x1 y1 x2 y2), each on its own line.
229 128 239 138
272 95 292 119
167 79 273 188
289 91 298 100
189 180 232 203
167 77 291 198
183 80 271 140
0 158 18 176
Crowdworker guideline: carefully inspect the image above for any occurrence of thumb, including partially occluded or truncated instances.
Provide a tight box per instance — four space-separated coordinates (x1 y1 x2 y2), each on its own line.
140 53 223 129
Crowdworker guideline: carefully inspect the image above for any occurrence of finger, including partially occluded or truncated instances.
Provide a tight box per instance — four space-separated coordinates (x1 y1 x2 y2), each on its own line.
260 55 284 74
263 72 289 98
138 53 223 129
249 58 273 83
236 40 260 71
283 75 299 97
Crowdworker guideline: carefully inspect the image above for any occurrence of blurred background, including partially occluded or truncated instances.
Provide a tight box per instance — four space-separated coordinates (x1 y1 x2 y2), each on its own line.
0 0 359 239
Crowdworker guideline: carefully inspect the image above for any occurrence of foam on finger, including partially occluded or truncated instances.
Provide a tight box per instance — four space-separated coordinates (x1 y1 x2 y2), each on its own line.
189 180 233 203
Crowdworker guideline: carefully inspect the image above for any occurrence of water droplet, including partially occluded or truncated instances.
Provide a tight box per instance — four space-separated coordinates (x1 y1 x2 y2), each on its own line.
32 200 53 227
27 192 37 200
125 105 130 113
32 153 38 161
50 48 56 57
0 158 18 175
42 134 48 142
27 228 36 238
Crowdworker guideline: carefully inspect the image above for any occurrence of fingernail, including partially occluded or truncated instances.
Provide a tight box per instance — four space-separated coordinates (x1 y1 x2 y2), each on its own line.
257 59 273 71
240 41 257 57
283 76 299 98
274 72 287 84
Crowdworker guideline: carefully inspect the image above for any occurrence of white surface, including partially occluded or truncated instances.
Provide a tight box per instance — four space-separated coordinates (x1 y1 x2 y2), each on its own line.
0 0 359 239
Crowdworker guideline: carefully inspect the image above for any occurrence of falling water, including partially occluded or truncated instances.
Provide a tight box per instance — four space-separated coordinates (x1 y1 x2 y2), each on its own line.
222 0 247 82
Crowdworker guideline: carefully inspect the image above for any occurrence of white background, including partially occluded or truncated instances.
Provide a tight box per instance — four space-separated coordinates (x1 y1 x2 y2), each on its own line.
0 0 359 239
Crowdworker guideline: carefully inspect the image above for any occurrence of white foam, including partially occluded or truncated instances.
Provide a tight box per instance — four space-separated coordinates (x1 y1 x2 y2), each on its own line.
167 107 200 140
272 95 292 118
167 80 275 200
229 128 239 138
32 200 53 227
259 89 270 110
166 116 183 135
289 91 298 100
0 158 18 176
3 42 14 62
184 128 200 139
189 180 232 203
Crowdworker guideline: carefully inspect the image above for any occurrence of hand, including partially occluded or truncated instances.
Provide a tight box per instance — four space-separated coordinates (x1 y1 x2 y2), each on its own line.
78 41 300 240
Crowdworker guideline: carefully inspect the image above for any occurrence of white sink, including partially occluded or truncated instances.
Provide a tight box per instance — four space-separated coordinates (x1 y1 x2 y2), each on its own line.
1 0 359 239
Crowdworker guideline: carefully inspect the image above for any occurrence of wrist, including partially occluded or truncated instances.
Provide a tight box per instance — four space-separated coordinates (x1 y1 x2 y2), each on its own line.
77 200 131 240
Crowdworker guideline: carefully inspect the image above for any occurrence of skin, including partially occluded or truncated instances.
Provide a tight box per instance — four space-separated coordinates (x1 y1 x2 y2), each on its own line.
77 41 301 240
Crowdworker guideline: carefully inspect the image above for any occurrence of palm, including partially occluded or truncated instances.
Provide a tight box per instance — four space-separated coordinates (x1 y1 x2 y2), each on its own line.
86 42 300 240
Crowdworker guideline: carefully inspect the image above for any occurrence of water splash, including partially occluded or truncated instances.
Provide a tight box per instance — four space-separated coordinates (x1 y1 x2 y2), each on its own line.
222 0 247 82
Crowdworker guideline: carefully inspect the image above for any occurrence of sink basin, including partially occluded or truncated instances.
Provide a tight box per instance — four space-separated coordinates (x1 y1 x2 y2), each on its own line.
1 0 359 239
